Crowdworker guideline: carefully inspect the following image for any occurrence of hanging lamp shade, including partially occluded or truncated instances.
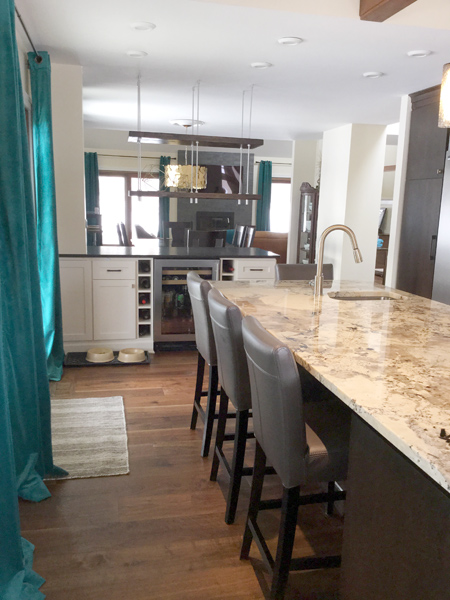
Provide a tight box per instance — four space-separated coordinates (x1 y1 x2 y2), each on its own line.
438 63 450 128
164 164 207 190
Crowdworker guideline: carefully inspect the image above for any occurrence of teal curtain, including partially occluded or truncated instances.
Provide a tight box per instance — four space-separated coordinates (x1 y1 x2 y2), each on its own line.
158 156 171 237
256 160 272 231
84 152 100 246
28 52 64 382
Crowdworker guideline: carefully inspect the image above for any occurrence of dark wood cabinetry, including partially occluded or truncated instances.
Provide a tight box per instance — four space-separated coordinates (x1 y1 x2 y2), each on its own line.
396 86 448 298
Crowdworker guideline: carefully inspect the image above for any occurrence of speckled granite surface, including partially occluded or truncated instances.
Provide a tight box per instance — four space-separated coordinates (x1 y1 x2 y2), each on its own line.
214 279 450 494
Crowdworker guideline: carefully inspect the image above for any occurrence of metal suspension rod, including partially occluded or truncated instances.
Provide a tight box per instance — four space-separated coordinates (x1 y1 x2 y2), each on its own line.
15 7 42 63
137 74 142 192
246 85 254 200
238 90 245 202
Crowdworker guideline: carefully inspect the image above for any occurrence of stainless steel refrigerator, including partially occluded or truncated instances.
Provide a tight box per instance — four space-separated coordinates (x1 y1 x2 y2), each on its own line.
432 150 450 304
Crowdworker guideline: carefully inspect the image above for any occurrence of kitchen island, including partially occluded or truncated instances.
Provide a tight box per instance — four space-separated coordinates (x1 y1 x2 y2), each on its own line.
59 241 278 351
213 278 450 600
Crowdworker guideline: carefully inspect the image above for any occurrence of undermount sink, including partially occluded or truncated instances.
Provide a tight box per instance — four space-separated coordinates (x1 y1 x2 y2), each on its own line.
328 291 406 301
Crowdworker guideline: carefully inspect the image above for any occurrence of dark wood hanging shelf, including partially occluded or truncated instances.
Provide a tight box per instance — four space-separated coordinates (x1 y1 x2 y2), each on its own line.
128 131 264 149
129 190 260 201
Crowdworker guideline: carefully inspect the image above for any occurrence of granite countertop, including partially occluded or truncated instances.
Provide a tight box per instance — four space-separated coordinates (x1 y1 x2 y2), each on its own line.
61 240 278 260
214 279 450 494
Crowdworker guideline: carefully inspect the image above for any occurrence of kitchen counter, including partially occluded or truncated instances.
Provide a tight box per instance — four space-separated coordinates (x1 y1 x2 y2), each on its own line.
61 240 278 259
214 278 450 493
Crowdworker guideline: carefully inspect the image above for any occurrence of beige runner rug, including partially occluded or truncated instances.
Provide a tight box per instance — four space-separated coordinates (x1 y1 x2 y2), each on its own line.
48 396 129 479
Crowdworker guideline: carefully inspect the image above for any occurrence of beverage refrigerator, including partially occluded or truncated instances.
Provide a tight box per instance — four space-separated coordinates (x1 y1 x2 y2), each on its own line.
153 259 220 345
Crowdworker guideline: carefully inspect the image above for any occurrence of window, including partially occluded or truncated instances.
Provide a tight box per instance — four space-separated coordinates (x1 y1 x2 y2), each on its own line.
270 178 291 233
99 171 159 244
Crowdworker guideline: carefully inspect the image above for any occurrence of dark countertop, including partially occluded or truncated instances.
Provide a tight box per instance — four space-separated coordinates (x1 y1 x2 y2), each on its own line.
61 240 279 260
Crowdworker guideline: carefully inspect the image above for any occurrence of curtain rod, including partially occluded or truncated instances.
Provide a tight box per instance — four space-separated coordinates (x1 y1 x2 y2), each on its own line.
97 153 163 160
15 7 42 64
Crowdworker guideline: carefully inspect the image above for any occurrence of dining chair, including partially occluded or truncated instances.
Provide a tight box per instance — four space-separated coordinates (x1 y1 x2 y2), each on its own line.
135 224 156 239
241 315 351 600
117 223 124 246
231 225 247 247
208 287 275 524
275 263 333 281
120 222 130 246
242 225 255 248
186 271 220 457
163 221 192 246
187 230 226 248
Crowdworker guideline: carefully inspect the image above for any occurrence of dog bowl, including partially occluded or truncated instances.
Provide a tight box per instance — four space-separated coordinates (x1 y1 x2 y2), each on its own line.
118 348 146 363
86 347 114 363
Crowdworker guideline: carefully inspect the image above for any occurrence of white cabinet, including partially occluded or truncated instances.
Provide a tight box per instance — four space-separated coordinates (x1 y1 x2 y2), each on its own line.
60 259 93 341
92 259 136 341
221 258 276 281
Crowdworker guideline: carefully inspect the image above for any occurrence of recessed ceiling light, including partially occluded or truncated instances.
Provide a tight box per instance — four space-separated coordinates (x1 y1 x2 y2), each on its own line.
169 119 205 128
251 62 273 69
277 37 303 46
126 50 148 58
407 50 431 58
363 71 384 79
130 22 156 31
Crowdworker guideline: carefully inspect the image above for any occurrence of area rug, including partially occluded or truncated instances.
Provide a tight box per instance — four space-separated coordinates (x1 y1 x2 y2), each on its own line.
48 396 129 479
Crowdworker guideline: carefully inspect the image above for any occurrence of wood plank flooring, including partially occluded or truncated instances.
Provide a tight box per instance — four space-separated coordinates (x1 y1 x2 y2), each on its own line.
19 351 343 599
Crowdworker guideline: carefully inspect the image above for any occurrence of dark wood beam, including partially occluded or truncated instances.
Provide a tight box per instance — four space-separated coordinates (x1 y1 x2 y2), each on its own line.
360 0 417 22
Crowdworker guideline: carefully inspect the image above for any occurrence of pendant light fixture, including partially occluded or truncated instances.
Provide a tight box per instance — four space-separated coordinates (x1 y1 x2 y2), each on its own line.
439 63 450 128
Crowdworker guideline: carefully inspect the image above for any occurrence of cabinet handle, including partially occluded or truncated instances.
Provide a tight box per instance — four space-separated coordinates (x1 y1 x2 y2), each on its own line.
107 269 122 272
437 169 444 175
249 268 264 271
430 235 438 260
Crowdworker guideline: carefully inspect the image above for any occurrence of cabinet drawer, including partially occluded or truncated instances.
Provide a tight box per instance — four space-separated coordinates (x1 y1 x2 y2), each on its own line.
235 259 275 280
93 260 136 280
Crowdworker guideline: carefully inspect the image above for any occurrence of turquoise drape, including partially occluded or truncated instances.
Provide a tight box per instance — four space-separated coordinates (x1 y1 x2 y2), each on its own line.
28 51 64 382
158 156 171 237
256 160 272 231
84 152 100 246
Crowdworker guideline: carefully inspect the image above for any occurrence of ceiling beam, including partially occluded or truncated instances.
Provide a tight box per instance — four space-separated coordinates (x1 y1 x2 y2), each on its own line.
360 0 417 22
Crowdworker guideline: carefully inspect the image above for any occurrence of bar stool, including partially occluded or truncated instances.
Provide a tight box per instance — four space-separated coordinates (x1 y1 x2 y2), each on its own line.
186 271 220 457
275 263 333 281
208 287 275 524
241 315 351 600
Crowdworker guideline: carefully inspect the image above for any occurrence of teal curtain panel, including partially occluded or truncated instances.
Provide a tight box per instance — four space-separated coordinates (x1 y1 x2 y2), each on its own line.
28 51 64 382
256 160 272 231
84 152 100 245
158 156 171 237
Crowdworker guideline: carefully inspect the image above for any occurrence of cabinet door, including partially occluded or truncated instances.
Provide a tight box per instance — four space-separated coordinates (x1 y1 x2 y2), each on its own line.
93 280 136 340
60 259 93 341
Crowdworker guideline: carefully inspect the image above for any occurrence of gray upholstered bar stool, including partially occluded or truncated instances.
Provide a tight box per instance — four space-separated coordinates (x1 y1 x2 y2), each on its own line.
275 263 333 281
241 315 351 600
208 287 274 524
186 271 220 457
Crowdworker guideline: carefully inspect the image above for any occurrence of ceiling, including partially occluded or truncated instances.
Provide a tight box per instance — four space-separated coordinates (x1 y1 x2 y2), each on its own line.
14 0 450 141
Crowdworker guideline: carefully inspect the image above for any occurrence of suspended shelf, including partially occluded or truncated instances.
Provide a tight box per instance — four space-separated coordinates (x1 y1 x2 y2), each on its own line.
128 130 264 149
129 190 260 200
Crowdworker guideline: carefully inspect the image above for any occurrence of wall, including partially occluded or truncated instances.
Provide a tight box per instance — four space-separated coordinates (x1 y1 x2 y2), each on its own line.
51 63 86 254
318 123 386 282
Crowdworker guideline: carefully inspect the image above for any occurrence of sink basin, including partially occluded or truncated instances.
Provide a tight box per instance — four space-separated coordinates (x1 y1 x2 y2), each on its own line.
328 291 406 301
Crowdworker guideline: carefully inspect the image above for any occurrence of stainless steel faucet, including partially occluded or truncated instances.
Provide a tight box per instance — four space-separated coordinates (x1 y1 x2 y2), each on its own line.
314 224 363 297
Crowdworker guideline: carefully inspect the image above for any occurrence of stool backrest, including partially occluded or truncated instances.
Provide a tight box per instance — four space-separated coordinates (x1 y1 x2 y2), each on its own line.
186 272 216 366
242 315 307 488
208 288 251 411
232 225 247 247
275 263 333 281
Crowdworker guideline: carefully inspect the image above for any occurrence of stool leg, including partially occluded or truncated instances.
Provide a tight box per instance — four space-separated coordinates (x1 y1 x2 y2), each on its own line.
190 352 205 430
240 441 266 559
225 409 249 525
271 486 300 600
210 388 229 481
327 481 335 515
200 365 218 458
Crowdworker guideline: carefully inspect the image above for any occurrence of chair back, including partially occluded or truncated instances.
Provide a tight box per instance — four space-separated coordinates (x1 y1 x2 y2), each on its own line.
187 230 226 248
120 222 130 246
135 224 155 239
208 288 251 411
242 315 307 489
232 225 247 247
275 263 333 281
243 225 255 248
186 272 217 366
163 221 192 246
117 223 124 246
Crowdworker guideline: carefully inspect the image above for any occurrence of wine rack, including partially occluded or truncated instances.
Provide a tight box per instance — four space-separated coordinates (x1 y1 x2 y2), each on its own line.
137 259 152 338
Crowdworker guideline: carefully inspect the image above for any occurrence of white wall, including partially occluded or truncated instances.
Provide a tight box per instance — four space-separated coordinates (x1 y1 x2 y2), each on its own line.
287 139 318 263
51 63 86 254
318 124 387 282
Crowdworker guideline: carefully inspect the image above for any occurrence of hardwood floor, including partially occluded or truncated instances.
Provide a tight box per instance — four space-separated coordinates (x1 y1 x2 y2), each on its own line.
19 351 343 599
